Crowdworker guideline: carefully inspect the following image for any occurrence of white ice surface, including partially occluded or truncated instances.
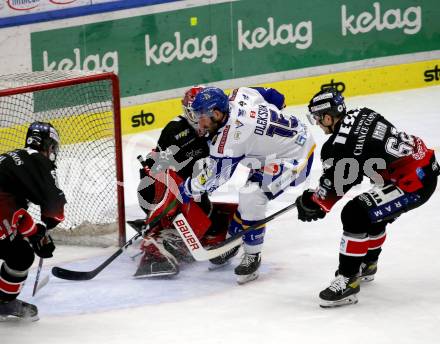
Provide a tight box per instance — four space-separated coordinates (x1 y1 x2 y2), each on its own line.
1 86 440 344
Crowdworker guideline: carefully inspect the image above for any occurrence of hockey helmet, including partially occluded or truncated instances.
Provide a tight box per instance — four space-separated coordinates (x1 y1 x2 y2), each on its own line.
25 121 60 162
191 87 229 120
182 86 204 127
307 87 346 125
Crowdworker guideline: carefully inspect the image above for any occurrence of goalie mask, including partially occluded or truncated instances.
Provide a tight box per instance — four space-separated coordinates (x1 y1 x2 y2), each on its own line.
25 121 60 162
182 86 204 129
307 87 346 125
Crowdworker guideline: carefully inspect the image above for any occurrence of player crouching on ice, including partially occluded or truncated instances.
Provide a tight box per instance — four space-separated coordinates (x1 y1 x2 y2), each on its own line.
177 87 315 284
296 88 439 308
0 122 66 321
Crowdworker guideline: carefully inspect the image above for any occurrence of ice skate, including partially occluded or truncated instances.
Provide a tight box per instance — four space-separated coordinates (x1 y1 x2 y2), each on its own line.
235 252 261 285
319 274 360 308
0 299 39 322
162 234 194 264
208 246 239 271
360 261 377 282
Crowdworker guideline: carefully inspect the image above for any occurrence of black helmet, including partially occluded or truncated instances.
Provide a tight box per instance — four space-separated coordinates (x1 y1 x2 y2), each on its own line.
25 121 60 162
307 87 346 124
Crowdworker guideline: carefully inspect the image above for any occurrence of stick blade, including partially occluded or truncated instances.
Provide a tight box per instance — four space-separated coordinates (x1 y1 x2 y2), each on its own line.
51 266 97 281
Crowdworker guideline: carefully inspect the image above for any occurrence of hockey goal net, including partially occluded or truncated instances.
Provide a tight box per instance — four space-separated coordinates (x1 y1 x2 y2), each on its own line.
0 71 125 247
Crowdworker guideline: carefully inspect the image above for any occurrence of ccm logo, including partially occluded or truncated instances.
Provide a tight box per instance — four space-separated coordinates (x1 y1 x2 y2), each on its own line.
175 219 200 250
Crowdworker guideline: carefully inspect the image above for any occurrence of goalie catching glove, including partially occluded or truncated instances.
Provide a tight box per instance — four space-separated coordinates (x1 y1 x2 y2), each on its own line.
296 190 326 222
29 224 55 258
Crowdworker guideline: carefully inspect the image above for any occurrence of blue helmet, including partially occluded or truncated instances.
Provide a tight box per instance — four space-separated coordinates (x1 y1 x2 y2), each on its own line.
308 87 346 118
191 87 229 119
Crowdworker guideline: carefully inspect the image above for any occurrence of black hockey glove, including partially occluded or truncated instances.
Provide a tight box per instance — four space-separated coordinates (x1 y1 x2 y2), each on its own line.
29 224 56 258
296 190 326 222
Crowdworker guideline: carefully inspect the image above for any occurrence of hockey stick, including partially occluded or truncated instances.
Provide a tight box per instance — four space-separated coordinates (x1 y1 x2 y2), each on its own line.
32 258 45 297
173 202 297 261
51 199 178 281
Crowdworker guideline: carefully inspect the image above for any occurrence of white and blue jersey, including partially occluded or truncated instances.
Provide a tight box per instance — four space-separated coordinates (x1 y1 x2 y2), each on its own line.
188 87 315 196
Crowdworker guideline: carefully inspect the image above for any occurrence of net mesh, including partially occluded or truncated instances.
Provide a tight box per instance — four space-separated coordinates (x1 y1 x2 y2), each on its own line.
0 71 122 247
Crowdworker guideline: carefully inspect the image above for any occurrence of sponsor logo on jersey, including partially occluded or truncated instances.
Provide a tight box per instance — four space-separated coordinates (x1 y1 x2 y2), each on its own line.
237 109 246 117
250 111 256 119
131 110 155 127
218 125 230 154
235 120 244 129
424 65 440 82
238 101 247 107
234 131 242 140
372 122 387 141
174 128 190 140
229 88 239 101
6 152 23 166
341 3 421 36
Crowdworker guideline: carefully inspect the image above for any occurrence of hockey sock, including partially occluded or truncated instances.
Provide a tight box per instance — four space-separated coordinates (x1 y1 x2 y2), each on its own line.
364 231 386 262
0 263 27 302
338 232 369 277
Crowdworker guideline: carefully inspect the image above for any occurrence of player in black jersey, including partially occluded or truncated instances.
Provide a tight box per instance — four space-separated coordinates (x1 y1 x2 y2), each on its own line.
296 88 439 308
0 122 66 320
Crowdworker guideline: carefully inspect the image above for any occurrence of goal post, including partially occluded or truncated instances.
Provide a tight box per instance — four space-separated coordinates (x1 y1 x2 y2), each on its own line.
0 71 126 247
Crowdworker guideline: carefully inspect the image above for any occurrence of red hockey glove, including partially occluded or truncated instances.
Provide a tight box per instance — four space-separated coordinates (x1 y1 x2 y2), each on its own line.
296 190 326 222
29 224 56 258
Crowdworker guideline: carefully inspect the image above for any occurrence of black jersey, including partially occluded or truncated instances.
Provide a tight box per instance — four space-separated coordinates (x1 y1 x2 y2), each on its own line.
0 148 66 229
314 107 437 211
146 116 209 179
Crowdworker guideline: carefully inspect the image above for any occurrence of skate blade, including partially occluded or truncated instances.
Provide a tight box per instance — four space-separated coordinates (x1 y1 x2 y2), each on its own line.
319 294 358 308
236 272 259 285
361 275 375 282
0 314 39 322
208 260 231 271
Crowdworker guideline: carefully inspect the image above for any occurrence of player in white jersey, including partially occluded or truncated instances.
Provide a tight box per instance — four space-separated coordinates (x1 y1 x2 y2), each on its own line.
178 87 316 284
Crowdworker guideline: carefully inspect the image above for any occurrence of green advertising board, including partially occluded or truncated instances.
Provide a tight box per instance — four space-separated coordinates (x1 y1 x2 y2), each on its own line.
31 0 440 97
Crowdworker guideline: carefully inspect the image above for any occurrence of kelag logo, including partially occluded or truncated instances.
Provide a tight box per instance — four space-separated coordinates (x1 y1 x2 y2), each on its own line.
131 110 155 128
424 65 440 82
321 79 346 93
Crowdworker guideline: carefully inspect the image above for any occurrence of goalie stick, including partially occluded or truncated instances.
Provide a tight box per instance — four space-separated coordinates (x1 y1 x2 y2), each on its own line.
51 199 178 281
173 202 297 261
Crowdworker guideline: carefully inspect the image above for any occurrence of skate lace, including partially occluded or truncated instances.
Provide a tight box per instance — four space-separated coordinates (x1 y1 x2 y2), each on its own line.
240 254 256 267
329 275 349 292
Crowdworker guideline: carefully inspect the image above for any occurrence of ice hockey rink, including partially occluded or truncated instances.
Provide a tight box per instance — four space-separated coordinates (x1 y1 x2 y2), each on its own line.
2 86 440 344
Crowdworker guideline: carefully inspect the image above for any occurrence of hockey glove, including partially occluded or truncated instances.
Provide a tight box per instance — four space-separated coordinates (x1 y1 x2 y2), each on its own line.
178 178 193 204
29 224 56 258
296 190 326 222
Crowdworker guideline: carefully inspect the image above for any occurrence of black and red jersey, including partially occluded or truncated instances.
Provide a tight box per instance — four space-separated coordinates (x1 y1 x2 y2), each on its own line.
0 148 66 239
313 107 439 211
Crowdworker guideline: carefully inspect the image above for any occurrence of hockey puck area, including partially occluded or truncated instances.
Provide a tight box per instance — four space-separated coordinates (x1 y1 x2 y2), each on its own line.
20 249 271 316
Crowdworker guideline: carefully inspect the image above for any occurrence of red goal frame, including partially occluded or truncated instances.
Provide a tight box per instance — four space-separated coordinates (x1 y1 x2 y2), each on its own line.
0 72 126 246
